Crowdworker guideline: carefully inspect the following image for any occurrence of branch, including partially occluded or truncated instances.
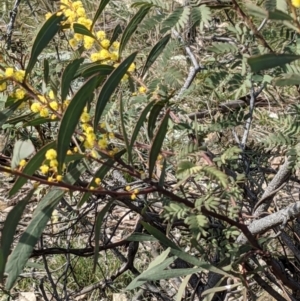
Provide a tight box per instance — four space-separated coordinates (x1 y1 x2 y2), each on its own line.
6 0 22 51
237 201 300 244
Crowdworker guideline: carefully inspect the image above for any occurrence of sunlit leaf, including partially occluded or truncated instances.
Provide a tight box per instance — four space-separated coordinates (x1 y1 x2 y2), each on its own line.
148 109 169 177
61 58 84 101
0 190 34 282
26 13 64 76
57 75 98 172
142 34 171 77
94 52 138 130
5 163 86 290
247 54 300 72
119 5 151 56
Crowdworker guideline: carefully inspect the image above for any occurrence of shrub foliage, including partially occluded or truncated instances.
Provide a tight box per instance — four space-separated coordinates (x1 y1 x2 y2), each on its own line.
1 0 300 300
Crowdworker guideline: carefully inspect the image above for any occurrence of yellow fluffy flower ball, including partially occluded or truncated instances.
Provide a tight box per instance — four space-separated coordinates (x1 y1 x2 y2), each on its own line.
31 103 41 113
46 149 57 160
292 0 300 7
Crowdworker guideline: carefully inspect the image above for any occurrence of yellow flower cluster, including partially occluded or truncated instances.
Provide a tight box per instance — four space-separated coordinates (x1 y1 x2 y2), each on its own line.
39 148 63 182
30 90 67 119
40 149 58 174
125 186 139 200
5 68 25 82
14 88 26 100
292 0 300 8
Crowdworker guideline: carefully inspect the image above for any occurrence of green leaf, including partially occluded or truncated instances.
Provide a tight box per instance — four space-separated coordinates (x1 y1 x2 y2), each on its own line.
141 221 179 250
129 100 155 155
57 75 98 172
110 24 122 44
0 99 24 127
246 2 292 21
202 282 239 297
120 96 131 163
142 34 171 77
0 190 34 282
5 163 86 290
9 141 56 197
23 117 54 126
73 23 96 39
158 158 167 187
11 139 35 169
43 59 49 85
147 101 165 140
126 256 176 290
91 0 110 30
119 5 151 56
148 110 169 177
247 54 300 72
273 73 300 86
93 52 138 130
139 267 206 281
26 13 64 76
61 58 84 101
93 200 114 272
74 63 114 78
126 233 158 242
176 275 192 301
269 9 293 21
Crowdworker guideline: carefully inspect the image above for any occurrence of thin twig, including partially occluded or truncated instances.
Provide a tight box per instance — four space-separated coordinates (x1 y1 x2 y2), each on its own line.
6 0 21 50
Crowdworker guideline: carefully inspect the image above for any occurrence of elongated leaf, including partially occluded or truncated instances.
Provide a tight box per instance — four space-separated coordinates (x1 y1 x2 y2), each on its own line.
57 75 98 172
61 58 84 101
110 24 122 44
23 117 54 126
148 109 169 177
170 249 230 277
73 23 96 39
0 99 24 127
9 141 56 196
158 159 167 187
202 282 239 297
5 163 86 290
176 274 192 301
126 233 158 242
247 54 300 72
147 101 165 140
139 267 209 281
93 200 114 272
74 63 113 78
141 221 179 250
129 100 155 154
142 34 171 77
11 139 35 169
91 0 110 29
147 248 171 271
126 256 176 290
273 73 300 86
119 5 151 56
26 13 64 76
82 65 113 78
0 190 34 282
43 59 49 85
94 52 138 130
120 96 131 163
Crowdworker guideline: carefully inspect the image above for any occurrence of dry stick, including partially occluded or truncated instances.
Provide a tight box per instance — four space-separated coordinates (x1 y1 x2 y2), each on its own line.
5 0 22 51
